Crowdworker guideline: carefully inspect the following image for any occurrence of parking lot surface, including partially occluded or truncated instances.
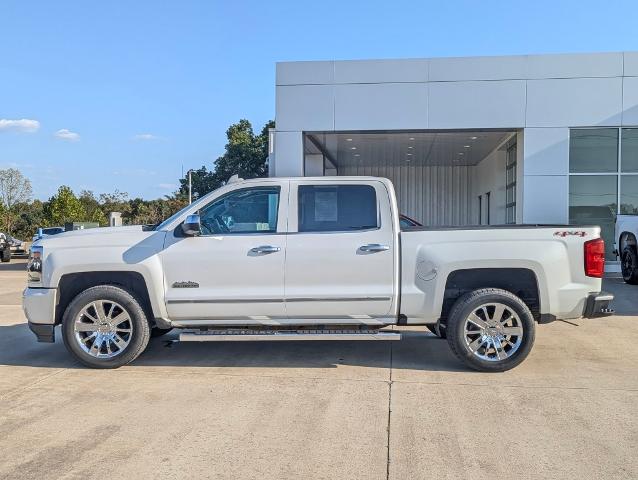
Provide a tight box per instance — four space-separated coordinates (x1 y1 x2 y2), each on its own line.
1 258 637 479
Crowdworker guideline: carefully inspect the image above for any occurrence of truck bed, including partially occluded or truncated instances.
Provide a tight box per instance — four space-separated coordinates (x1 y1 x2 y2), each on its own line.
399 225 603 324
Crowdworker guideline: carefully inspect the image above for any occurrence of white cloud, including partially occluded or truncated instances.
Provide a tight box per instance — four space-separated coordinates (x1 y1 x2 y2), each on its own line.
113 168 157 177
54 129 80 142
158 183 178 190
1 162 35 169
0 118 40 133
133 133 160 141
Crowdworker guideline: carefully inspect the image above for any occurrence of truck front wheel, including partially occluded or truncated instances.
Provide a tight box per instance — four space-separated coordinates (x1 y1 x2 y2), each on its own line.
1 249 11 262
446 288 535 372
621 246 638 284
61 285 151 369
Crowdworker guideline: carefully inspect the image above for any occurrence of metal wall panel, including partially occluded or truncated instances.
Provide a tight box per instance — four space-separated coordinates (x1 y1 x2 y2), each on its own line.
338 164 474 226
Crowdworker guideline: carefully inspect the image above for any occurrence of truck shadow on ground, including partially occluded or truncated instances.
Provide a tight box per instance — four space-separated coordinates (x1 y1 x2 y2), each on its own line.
0 260 30 272
0 323 469 373
603 277 638 316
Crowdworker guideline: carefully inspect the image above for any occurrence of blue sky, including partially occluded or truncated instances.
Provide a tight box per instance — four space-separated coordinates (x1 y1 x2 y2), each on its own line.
2 1 638 200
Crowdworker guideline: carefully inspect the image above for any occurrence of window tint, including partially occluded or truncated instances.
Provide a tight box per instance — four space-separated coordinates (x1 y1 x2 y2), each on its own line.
569 175 617 260
569 128 618 173
298 185 377 232
199 187 279 235
621 128 638 172
621 176 638 215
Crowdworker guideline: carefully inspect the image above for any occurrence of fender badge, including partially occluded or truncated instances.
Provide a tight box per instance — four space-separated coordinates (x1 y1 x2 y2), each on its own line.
172 281 200 288
554 231 587 237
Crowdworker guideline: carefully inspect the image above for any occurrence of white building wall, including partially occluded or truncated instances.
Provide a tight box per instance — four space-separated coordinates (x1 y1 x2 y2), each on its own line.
270 131 304 177
273 51 638 225
471 149 507 225
522 128 569 223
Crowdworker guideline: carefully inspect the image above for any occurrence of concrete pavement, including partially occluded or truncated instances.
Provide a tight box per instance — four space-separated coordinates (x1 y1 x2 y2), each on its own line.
1 259 636 479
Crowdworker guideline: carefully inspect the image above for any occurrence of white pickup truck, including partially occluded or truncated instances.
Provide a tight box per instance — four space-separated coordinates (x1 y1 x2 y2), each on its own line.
615 214 638 284
24 177 613 372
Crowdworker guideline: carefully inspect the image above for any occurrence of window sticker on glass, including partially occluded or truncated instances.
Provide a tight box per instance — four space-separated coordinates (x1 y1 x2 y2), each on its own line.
314 190 338 222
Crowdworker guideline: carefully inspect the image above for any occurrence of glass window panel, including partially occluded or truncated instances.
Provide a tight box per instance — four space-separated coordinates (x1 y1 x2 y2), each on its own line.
298 184 377 232
569 176 617 260
569 129 618 173
199 187 280 235
621 175 638 215
621 128 638 172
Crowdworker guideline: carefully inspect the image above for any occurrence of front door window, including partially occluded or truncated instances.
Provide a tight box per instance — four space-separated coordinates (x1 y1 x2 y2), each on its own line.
199 187 280 235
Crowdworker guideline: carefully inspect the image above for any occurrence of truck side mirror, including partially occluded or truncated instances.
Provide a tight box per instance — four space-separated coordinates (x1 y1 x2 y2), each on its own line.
181 214 201 236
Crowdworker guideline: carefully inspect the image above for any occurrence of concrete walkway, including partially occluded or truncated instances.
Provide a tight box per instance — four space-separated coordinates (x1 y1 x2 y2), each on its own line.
1 259 636 479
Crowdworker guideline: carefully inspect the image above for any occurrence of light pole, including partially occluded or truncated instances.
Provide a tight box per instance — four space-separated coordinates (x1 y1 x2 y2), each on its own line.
187 169 193 204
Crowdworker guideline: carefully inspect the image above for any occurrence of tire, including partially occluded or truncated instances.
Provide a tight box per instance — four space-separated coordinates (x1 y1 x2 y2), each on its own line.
425 323 447 339
62 285 151 369
151 327 173 338
621 246 638 285
446 288 536 372
1 249 11 262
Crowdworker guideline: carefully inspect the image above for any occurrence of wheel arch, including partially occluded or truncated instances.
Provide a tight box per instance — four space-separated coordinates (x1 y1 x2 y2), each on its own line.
55 271 163 327
440 268 541 323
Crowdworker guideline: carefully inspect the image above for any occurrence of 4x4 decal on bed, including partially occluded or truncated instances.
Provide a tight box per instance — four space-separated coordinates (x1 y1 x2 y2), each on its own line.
554 231 587 237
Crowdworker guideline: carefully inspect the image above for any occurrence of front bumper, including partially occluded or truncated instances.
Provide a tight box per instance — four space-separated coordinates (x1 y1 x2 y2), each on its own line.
22 288 57 342
583 291 614 318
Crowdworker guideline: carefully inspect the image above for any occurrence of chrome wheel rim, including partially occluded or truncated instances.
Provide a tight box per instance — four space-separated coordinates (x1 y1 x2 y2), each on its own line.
74 300 133 358
463 302 523 362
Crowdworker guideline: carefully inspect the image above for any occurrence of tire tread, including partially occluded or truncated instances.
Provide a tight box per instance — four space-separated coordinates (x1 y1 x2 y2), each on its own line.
446 288 535 372
62 285 151 369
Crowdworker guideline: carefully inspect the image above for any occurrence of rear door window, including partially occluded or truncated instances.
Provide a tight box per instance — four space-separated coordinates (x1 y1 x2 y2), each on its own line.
298 185 377 232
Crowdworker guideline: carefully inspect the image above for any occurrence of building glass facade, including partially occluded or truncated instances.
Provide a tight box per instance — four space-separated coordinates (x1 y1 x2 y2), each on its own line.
569 128 638 259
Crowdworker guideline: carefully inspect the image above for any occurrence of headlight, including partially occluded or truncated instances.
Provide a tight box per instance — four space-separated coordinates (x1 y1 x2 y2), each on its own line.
27 245 43 283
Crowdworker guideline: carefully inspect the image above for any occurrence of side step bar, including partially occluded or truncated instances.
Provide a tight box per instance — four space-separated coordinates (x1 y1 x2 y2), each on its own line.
179 329 401 342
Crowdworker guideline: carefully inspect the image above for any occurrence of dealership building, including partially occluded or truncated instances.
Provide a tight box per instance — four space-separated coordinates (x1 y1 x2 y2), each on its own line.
268 51 638 268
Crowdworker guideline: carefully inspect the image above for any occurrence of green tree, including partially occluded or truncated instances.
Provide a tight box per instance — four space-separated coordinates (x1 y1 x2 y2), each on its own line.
178 119 274 199
213 119 273 183
45 186 86 225
12 200 46 240
178 166 217 202
99 190 131 215
79 190 108 225
0 168 33 233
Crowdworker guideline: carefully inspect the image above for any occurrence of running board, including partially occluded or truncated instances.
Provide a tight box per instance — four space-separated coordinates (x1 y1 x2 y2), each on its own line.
179 329 401 342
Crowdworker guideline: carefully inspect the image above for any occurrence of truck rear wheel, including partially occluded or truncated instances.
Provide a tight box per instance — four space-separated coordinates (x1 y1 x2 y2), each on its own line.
621 246 638 284
446 288 535 372
1 249 11 262
61 285 151 369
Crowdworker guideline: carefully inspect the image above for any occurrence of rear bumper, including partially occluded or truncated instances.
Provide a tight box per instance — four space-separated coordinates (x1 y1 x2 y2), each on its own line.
583 291 614 318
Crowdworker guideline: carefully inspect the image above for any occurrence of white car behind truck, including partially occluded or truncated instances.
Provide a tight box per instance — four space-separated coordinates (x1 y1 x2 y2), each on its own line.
24 177 613 372
615 214 638 284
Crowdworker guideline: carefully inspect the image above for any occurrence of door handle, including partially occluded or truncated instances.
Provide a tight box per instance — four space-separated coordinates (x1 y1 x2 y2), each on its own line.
250 245 281 255
358 243 390 253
